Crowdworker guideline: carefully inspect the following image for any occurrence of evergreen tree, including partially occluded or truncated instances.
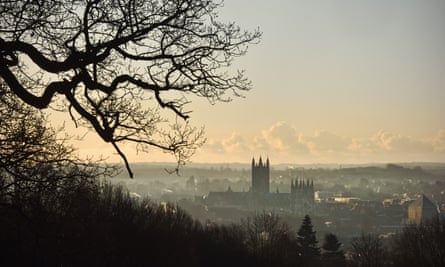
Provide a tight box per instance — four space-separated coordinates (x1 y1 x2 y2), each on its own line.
297 215 320 265
322 233 345 267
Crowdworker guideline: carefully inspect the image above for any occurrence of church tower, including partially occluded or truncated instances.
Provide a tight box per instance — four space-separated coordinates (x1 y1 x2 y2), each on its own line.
290 178 315 214
251 156 270 194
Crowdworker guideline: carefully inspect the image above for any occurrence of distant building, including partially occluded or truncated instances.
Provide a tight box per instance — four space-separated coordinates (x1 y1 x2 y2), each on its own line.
204 157 315 214
314 191 335 202
408 194 439 225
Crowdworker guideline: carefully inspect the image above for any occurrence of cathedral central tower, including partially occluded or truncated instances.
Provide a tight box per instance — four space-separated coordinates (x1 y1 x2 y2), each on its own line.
251 156 270 194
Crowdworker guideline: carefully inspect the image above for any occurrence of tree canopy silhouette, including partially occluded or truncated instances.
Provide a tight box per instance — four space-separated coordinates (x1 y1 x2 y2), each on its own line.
0 82 116 203
321 233 345 267
0 0 261 177
350 232 384 267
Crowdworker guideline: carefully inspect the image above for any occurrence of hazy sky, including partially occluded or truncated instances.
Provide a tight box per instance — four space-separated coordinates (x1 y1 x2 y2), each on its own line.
69 0 445 165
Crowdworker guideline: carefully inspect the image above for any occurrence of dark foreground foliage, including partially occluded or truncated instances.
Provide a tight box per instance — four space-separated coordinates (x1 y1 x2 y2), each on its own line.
389 218 445 267
0 181 299 267
2 178 445 267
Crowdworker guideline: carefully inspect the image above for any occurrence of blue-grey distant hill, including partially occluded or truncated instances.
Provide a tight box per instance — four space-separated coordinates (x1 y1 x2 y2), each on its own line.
111 162 445 180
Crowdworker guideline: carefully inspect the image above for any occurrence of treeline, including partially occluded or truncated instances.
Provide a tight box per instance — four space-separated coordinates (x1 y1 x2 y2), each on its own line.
0 176 337 267
2 176 445 266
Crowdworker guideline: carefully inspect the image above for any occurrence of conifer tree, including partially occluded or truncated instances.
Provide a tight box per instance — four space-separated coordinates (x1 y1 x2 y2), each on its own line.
322 233 345 267
297 215 320 264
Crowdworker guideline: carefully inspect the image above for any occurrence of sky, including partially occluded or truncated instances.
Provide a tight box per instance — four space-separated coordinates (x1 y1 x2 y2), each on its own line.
67 0 445 165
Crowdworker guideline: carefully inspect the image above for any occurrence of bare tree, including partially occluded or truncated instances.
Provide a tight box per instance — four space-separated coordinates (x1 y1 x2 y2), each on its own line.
241 211 299 266
350 232 384 267
390 218 445 267
0 0 261 177
0 83 116 205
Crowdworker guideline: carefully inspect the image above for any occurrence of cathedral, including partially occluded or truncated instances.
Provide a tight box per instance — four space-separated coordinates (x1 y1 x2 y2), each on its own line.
204 157 315 214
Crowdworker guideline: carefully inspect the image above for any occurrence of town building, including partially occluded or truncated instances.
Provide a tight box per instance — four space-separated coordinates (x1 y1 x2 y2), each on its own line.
408 194 439 225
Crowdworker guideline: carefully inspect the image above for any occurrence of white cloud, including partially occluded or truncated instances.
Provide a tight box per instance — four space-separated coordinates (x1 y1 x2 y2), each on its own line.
348 138 376 153
202 132 250 154
260 122 308 153
221 132 249 153
120 124 445 164
346 130 445 163
302 130 351 154
371 130 432 153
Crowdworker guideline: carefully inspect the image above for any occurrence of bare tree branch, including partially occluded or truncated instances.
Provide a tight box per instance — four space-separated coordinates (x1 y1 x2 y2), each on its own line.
0 0 261 176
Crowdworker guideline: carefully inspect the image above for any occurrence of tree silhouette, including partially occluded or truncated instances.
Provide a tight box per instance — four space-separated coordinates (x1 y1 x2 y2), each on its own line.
389 218 445 267
0 83 118 266
0 0 261 177
297 215 320 265
242 212 290 263
350 232 384 267
321 233 345 267
241 211 303 267
0 83 116 202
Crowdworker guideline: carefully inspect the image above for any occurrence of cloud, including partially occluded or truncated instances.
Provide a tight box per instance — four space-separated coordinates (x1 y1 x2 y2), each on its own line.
302 130 351 154
348 130 435 155
204 132 249 154
260 122 308 153
189 124 445 163
348 138 376 153
221 132 249 153
346 130 445 163
197 122 310 163
371 130 433 153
